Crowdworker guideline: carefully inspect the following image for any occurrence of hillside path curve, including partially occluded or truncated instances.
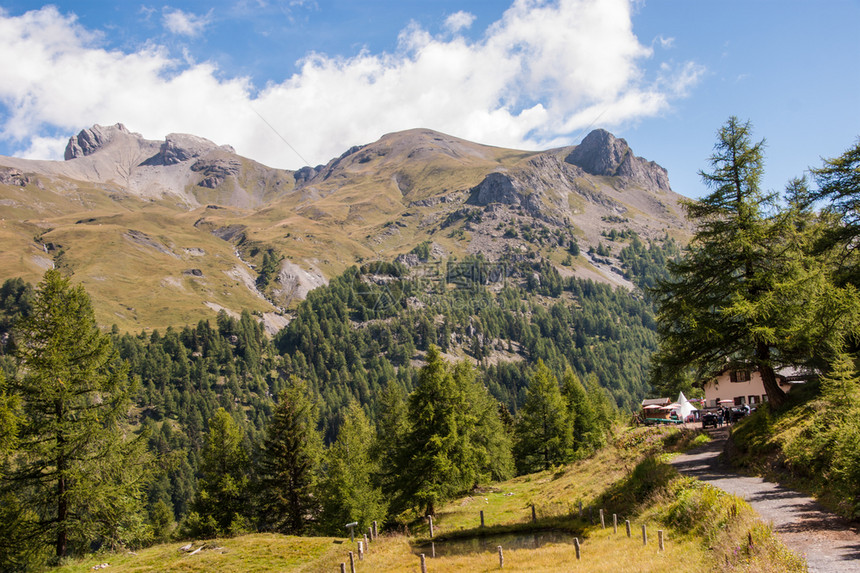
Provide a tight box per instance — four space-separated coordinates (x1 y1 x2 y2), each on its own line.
670 427 860 572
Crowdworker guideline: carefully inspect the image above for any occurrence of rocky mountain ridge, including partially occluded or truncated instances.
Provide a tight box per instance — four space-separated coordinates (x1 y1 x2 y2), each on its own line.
0 124 692 332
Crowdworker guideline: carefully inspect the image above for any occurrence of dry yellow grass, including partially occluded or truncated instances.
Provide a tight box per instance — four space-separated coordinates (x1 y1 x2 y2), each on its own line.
49 426 804 573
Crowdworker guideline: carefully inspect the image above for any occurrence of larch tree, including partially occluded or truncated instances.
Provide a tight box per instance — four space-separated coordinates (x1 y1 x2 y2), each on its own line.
561 368 601 457
191 408 251 536
652 117 856 407
513 361 572 473
398 346 510 516
811 139 860 287
317 400 387 534
0 369 18 473
2 270 150 561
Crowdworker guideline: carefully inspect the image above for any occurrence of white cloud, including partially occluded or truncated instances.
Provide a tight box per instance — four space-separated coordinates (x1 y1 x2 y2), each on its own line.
162 7 211 37
445 11 476 33
656 35 674 49
0 1 701 170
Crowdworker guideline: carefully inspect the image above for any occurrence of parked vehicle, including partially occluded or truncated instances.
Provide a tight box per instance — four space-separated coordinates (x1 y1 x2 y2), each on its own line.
701 411 719 429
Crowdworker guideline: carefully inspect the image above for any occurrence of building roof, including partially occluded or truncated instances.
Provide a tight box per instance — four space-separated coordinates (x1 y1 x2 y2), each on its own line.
641 397 671 407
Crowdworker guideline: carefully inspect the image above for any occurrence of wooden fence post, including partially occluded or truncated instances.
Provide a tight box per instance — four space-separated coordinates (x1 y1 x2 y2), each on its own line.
658 530 664 552
373 520 378 539
574 537 581 560
625 520 631 537
348 551 356 573
358 541 364 561
480 510 485 528
531 504 536 522
599 508 605 529
613 513 617 534
642 524 648 546
498 546 504 568
340 563 346 573
431 541 436 558
428 515 434 538
420 553 427 573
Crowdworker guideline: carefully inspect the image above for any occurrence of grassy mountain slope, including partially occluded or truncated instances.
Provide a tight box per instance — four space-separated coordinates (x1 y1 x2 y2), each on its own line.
0 125 691 332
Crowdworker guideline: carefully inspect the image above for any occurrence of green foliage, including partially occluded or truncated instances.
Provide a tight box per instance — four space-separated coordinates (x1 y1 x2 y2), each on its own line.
396 347 512 515
255 249 283 290
733 351 860 518
257 379 323 534
618 234 680 292
561 369 605 456
1 270 152 561
409 241 432 261
652 117 859 406
514 361 572 473
192 408 251 536
0 369 19 473
811 139 860 287
317 401 386 534
0 277 32 353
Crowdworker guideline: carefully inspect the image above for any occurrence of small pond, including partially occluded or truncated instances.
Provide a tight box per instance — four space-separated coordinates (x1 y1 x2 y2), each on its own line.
411 530 577 557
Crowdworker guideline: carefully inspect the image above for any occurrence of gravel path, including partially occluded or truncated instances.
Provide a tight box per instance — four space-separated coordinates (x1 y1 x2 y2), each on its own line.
670 427 860 572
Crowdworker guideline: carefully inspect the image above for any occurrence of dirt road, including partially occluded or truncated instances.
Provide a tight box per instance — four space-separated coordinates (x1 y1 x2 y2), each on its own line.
670 428 860 572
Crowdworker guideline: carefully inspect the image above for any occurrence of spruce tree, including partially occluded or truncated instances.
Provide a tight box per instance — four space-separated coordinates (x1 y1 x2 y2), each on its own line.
257 378 323 534
2 270 150 561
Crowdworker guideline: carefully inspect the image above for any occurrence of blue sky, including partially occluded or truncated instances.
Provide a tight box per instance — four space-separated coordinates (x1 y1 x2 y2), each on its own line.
0 1 857 199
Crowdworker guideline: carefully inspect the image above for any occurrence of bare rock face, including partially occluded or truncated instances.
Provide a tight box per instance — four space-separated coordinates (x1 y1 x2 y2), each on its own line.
565 129 670 192
161 133 232 165
64 123 131 160
191 157 242 188
293 165 322 184
0 167 29 186
470 172 523 207
140 133 235 166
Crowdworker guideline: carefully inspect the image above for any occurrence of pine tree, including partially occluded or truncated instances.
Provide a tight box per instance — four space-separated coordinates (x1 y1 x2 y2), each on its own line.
2 270 150 561
257 378 323 534
513 361 572 473
318 401 386 534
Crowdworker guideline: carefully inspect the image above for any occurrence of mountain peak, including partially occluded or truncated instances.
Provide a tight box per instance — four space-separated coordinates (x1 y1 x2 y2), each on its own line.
64 123 134 160
565 129 671 192
564 129 630 176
